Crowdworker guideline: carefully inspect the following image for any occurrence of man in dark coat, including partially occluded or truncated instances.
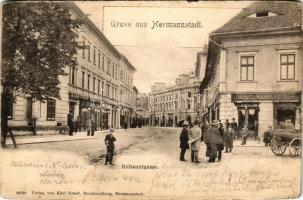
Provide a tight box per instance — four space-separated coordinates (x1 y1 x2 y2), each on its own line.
105 129 116 165
67 114 74 136
224 127 234 153
179 121 189 161
231 118 239 138
216 121 224 161
204 122 217 163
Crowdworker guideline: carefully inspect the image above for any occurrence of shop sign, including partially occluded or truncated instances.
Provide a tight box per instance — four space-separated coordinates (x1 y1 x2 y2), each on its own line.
231 92 301 102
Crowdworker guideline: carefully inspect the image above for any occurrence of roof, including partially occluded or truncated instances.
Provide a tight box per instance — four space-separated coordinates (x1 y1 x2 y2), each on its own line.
199 1 303 93
67 2 136 72
66 2 121 58
212 1 302 35
121 55 137 71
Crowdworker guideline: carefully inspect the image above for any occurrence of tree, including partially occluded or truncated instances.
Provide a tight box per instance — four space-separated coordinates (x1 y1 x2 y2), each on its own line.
1 2 82 146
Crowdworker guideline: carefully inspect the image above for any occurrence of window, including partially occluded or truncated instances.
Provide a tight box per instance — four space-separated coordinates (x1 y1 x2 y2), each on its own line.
102 82 104 96
107 60 111 75
87 44 91 62
98 80 100 94
240 56 254 81
112 86 115 99
46 99 56 121
93 77 96 93
87 74 90 91
256 12 268 17
106 84 110 97
82 71 85 88
70 66 76 85
247 12 279 18
175 101 178 110
188 92 191 98
102 55 105 71
112 65 115 78
98 52 101 68
93 48 96 65
280 54 295 80
82 41 86 58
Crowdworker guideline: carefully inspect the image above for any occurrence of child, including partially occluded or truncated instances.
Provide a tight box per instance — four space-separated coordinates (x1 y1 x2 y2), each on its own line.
263 126 273 146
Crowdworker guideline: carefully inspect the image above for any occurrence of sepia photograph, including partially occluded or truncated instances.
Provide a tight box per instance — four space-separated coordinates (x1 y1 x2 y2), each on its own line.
0 1 302 199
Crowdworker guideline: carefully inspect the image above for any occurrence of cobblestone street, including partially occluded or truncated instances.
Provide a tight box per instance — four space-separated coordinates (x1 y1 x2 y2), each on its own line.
1 127 301 199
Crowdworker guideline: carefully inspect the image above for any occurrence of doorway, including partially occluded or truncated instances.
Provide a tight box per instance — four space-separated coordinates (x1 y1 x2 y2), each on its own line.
238 105 259 138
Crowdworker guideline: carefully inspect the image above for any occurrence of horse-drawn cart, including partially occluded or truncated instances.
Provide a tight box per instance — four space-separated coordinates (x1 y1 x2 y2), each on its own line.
270 125 301 156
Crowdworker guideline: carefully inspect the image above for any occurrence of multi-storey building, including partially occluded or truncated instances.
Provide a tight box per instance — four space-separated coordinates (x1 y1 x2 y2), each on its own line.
149 72 201 127
7 3 136 134
135 93 149 126
199 1 302 139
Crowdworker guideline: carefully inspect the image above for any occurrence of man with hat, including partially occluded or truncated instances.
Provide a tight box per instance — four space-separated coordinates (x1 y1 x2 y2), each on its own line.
205 120 223 162
188 120 202 163
104 128 116 165
179 121 189 161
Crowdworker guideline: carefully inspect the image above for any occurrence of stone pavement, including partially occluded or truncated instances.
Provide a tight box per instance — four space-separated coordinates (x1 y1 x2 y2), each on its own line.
5 127 266 148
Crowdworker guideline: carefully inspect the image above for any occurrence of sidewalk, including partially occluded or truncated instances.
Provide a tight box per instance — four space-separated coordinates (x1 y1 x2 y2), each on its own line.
5 128 144 146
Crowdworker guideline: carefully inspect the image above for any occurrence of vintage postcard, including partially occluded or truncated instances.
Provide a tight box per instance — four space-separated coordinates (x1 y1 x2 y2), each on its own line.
0 1 302 199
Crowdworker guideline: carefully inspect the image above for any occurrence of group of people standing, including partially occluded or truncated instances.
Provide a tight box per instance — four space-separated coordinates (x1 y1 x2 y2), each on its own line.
179 118 238 163
67 114 96 136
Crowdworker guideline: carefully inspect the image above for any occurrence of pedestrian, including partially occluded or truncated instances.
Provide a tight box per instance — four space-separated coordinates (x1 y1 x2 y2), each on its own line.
231 118 239 138
124 120 128 130
225 119 230 129
179 121 189 161
241 125 249 145
224 126 234 153
74 116 80 134
216 120 224 161
263 126 273 146
188 120 202 163
105 129 116 165
67 114 74 136
205 121 222 163
86 117 92 136
91 117 96 136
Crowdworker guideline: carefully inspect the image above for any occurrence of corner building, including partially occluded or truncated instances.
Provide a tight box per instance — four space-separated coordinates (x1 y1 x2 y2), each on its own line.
200 1 302 139
7 3 136 134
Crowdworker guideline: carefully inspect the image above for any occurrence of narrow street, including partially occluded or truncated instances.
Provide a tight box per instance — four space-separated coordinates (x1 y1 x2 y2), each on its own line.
0 127 300 199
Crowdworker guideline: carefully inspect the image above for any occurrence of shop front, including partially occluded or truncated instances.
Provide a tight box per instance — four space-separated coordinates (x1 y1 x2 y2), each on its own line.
231 92 301 139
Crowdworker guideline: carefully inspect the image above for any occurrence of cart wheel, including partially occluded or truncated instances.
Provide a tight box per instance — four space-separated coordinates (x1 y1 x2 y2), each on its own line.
289 138 301 157
271 139 287 156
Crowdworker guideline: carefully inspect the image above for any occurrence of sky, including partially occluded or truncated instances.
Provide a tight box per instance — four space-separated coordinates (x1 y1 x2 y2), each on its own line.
76 1 250 93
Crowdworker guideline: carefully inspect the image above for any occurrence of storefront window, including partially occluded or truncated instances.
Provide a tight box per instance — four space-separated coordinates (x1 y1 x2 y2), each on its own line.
276 108 295 128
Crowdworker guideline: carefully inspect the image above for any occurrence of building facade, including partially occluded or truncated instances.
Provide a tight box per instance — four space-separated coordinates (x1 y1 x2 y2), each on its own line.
199 1 302 139
134 93 149 126
149 73 201 127
7 3 136 134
